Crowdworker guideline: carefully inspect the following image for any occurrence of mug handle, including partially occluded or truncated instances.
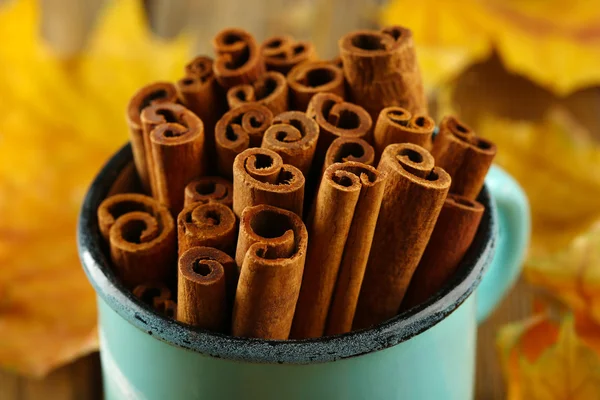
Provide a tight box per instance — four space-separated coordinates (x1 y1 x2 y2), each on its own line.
476 165 531 323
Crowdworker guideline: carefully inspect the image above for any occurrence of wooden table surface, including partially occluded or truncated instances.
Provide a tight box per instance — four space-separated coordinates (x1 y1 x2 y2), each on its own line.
0 278 533 400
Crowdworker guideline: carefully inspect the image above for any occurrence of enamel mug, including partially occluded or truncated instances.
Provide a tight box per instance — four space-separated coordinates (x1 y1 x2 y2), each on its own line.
78 144 529 400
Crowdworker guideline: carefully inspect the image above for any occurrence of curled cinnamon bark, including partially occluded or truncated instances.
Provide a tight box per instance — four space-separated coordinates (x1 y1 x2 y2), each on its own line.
232 205 308 339
183 176 233 208
354 143 451 329
261 111 319 176
227 71 289 116
306 92 372 162
232 148 305 218
235 204 301 267
322 137 375 173
339 26 427 121
126 82 178 192
176 56 222 141
373 106 435 155
287 61 345 111
214 103 273 179
431 116 497 199
291 162 385 338
177 247 236 332
141 103 205 213
177 202 237 256
261 35 316 74
132 282 174 317
402 194 484 310
212 28 266 89
98 193 166 241
98 195 176 288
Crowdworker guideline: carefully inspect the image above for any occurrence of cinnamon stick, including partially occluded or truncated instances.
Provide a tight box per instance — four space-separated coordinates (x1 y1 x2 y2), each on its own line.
183 176 233 208
232 205 307 339
431 116 497 199
322 137 375 173
353 143 451 329
306 92 372 163
141 103 205 213
261 111 319 176
212 28 266 89
126 82 178 192
177 246 234 332
177 202 237 256
373 106 435 156
227 71 288 116
291 162 385 338
339 26 427 121
97 193 167 242
261 35 316 74
156 300 177 319
232 148 305 218
99 194 176 288
287 61 345 111
402 194 484 310
214 103 274 179
132 282 174 316
176 56 222 149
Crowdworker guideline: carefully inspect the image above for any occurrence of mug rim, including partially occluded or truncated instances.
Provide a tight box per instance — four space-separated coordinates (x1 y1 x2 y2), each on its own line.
77 143 497 365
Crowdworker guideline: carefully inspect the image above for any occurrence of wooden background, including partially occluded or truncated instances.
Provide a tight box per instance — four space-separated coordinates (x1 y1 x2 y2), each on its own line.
0 278 533 400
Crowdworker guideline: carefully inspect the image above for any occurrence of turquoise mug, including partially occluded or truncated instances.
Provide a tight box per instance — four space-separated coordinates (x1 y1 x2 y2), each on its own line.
78 144 529 400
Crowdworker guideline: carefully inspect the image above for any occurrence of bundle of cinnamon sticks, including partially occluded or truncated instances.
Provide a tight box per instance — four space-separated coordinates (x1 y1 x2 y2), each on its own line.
97 26 496 340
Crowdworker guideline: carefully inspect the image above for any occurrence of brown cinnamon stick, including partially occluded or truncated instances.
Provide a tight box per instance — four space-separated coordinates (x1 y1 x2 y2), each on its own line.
232 148 305 218
176 56 222 149
98 193 167 242
306 92 373 163
177 202 237 256
291 162 385 338
287 61 345 111
402 194 484 310
353 143 451 329
339 26 427 121
227 71 289 116
156 300 177 319
261 36 316 74
232 205 308 339
126 82 178 192
235 204 298 268
212 28 266 89
431 116 497 199
261 111 320 176
141 103 205 213
373 106 435 156
214 103 274 179
132 282 175 316
177 246 233 331
183 176 233 208
322 137 375 173
99 194 176 288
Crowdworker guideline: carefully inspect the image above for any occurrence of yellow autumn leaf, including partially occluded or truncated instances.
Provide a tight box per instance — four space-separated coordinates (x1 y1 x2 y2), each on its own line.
498 314 600 400
381 0 600 95
0 0 190 377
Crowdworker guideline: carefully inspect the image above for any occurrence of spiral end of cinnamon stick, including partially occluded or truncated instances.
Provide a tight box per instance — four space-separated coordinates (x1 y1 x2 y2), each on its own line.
177 202 237 256
324 137 375 171
98 193 165 241
212 28 265 88
261 35 316 74
184 177 233 208
132 282 172 308
287 61 345 111
383 143 451 188
126 82 178 129
307 92 372 140
227 71 288 115
338 30 398 55
184 56 215 80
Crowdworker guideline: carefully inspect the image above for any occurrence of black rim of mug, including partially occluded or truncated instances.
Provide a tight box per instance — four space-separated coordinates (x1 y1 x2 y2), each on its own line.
77 143 497 364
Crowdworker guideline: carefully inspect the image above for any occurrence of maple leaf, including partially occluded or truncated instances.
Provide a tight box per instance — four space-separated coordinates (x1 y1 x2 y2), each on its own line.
0 0 190 377
499 315 600 400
